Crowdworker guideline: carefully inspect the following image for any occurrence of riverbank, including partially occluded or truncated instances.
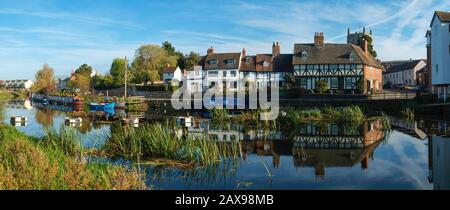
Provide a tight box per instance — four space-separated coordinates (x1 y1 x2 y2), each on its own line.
0 89 13 100
0 125 145 190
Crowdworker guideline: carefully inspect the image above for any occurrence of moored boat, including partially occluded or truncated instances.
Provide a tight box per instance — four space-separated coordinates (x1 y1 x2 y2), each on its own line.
89 102 116 111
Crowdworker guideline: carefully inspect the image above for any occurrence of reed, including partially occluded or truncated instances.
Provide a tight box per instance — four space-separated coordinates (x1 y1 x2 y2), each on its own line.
281 105 366 125
102 123 240 166
401 108 415 121
0 125 145 190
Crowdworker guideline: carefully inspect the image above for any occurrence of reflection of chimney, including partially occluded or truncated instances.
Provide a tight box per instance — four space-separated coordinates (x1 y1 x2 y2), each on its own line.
315 163 325 180
273 153 280 168
165 63 171 68
242 48 246 58
272 41 280 57
207 47 215 55
314 32 324 47
361 156 369 170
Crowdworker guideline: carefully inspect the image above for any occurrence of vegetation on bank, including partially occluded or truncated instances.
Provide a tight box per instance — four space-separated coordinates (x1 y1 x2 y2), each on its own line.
103 123 240 166
280 105 366 125
0 125 145 190
0 89 13 100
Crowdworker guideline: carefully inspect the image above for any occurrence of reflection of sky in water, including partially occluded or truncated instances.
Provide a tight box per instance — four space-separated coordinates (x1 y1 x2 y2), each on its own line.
144 131 436 190
3 107 110 148
2 105 446 190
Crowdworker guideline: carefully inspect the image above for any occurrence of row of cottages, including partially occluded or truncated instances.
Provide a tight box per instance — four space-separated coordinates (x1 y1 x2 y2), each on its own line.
180 31 382 94
427 11 450 101
0 79 35 90
381 59 427 87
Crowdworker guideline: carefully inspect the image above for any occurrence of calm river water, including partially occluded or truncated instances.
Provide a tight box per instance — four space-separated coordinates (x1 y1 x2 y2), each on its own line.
1 99 449 190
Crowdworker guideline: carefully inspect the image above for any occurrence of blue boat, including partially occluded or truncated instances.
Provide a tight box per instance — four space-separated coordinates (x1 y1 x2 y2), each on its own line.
89 102 116 111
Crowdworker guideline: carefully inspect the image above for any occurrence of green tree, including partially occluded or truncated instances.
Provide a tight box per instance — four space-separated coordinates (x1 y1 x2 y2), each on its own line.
68 64 95 93
363 35 377 58
110 58 127 86
68 74 91 93
184 51 200 70
74 64 93 77
162 41 176 56
131 44 177 85
32 64 56 95
315 80 329 94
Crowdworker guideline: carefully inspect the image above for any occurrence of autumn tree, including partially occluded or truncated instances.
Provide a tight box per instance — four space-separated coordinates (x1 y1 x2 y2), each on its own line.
131 44 177 85
33 64 56 95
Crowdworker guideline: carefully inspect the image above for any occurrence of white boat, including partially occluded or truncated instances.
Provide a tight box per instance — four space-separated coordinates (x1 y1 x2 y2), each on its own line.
10 116 28 122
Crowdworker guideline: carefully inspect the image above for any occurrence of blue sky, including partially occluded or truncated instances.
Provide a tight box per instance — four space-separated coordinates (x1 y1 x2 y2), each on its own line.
0 0 449 80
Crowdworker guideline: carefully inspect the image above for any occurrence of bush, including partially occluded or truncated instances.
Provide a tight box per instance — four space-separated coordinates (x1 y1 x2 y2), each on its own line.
315 80 329 94
135 85 167 91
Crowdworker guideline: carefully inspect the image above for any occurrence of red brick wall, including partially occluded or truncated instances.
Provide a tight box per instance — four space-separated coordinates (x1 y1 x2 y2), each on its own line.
364 65 383 93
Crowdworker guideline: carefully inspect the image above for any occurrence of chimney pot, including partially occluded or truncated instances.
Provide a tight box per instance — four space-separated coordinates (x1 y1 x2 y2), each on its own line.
207 47 215 55
272 41 280 57
314 32 325 47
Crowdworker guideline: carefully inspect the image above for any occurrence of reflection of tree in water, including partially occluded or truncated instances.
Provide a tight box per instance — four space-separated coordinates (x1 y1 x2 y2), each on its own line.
77 117 93 134
145 158 241 189
35 108 55 128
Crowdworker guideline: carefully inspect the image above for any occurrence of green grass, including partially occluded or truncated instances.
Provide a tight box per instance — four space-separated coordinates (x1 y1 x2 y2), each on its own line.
0 125 145 190
0 89 13 101
102 122 240 166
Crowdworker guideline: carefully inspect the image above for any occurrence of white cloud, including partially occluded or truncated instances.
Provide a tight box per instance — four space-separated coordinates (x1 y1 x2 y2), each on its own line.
0 8 143 29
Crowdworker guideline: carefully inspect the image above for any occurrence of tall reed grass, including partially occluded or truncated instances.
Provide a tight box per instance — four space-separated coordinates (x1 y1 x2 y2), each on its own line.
0 125 145 190
103 123 240 166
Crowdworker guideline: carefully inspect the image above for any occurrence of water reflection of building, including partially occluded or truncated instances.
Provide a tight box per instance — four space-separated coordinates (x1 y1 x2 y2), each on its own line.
291 121 385 178
421 119 450 190
390 116 427 140
186 119 386 177
428 135 450 190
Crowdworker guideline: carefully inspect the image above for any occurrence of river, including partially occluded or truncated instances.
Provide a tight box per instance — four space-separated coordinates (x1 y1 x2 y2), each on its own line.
1 99 449 190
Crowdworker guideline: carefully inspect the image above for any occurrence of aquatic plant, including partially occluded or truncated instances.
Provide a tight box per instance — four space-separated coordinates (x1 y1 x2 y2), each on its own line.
401 108 415 121
0 125 145 190
210 108 230 124
0 89 13 101
103 123 240 166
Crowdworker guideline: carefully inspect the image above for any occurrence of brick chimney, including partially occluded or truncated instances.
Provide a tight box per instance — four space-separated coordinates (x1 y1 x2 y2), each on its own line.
272 41 280 57
242 48 246 57
361 38 368 54
207 47 215 55
314 32 324 47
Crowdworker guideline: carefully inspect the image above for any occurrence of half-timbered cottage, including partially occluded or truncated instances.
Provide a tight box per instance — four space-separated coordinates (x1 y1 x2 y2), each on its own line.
292 32 383 94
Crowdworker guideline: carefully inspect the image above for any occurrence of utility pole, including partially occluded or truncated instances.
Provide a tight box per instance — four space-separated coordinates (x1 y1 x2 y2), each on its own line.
125 56 128 98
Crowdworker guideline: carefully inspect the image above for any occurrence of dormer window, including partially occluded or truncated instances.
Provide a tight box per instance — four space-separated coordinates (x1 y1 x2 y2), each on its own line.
246 57 252 64
210 59 218 65
301 51 308 59
226 59 236 66
349 53 355 60
263 61 270 67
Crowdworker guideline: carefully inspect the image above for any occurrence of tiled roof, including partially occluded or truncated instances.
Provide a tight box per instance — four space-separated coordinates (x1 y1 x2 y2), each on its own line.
163 67 178 73
240 56 256 71
293 43 382 68
382 60 426 74
436 11 450 22
204 53 241 70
